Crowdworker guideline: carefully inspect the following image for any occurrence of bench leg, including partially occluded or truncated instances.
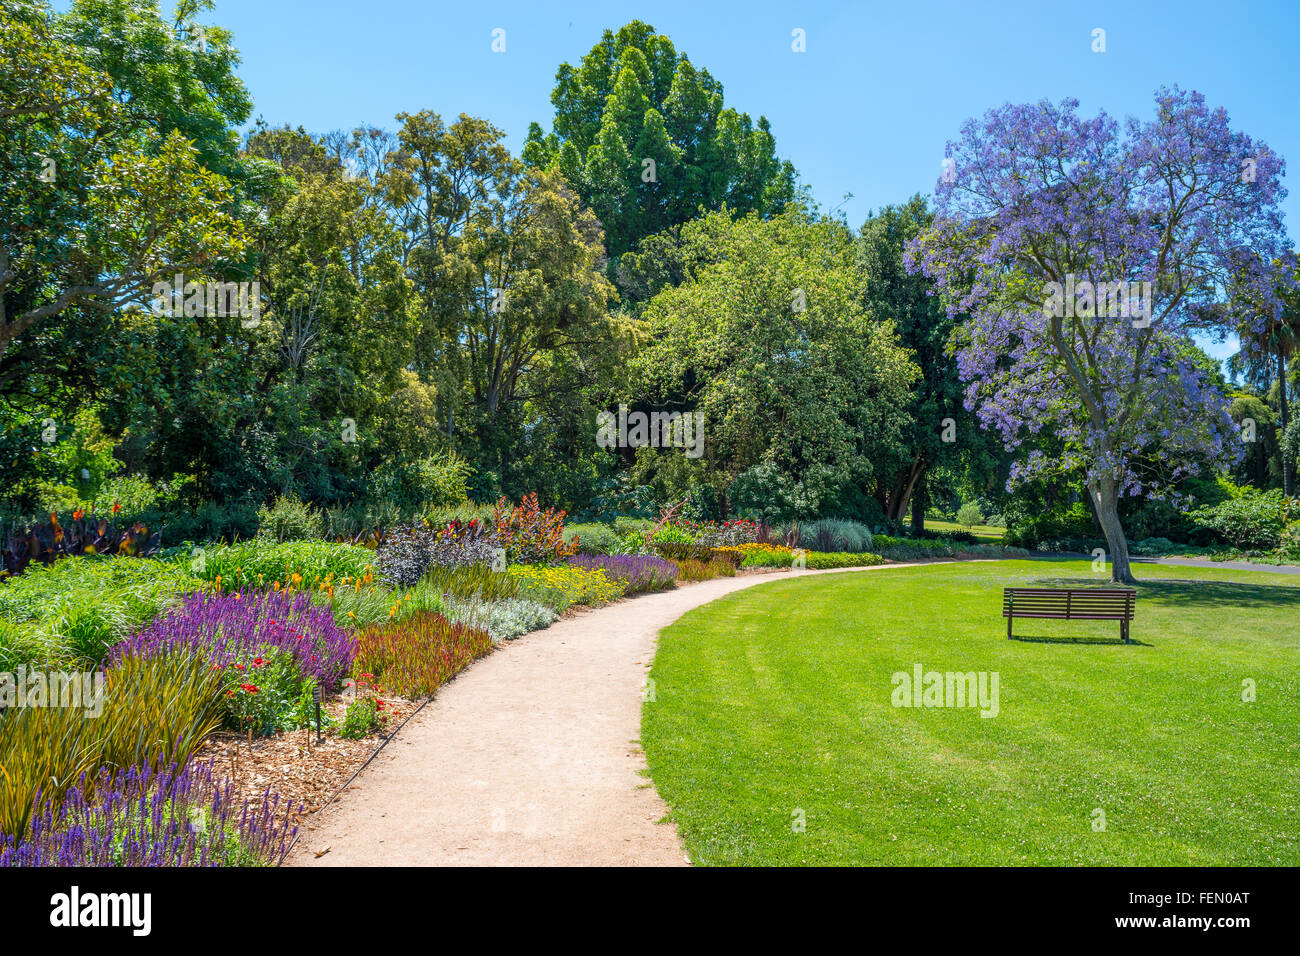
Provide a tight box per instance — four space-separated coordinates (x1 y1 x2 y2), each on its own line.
1122 620 1129 644
1007 615 1012 640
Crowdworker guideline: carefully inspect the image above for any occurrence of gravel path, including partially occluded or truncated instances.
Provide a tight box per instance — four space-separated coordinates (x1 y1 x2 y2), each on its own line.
287 565 912 867
1133 556 1300 576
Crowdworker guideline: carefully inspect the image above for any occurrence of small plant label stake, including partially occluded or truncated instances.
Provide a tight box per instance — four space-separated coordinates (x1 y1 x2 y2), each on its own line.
313 683 323 744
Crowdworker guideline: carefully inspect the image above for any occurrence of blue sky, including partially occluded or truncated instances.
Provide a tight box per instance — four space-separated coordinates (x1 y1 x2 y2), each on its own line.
103 0 1300 359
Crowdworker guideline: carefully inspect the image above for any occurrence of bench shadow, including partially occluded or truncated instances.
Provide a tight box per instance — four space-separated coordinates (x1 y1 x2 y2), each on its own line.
1007 633 1151 647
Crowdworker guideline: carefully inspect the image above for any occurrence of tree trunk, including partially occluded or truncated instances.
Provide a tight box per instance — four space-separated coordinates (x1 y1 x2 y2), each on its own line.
1088 475 1135 584
1279 350 1291 496
886 458 925 524
910 472 927 536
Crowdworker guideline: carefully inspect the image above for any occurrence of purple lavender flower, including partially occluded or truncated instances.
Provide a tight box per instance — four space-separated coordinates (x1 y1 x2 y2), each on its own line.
0 760 299 867
110 590 354 691
566 554 678 594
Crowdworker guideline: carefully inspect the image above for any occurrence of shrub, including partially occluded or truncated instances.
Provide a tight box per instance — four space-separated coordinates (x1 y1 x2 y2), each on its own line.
566 522 622 555
737 547 883 569
112 590 355 692
371 452 473 509
700 518 762 547
1281 522 1300 559
650 523 696 545
256 494 322 542
708 548 744 569
956 502 984 530
339 694 386 739
650 540 714 562
612 517 655 537
353 611 493 698
508 564 624 612
1130 537 1181 556
220 647 312 737
672 557 736 581
442 595 559 642
374 519 498 587
1188 488 1294 551
778 518 873 553
871 535 1029 561
715 542 791 560
1 760 299 867
494 493 577 564
1004 501 1095 549
0 557 201 666
191 540 375 594
87 473 193 516
566 554 678 594
801 551 885 569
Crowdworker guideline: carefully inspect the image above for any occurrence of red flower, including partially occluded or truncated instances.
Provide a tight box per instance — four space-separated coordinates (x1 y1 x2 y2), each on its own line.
240 683 259 694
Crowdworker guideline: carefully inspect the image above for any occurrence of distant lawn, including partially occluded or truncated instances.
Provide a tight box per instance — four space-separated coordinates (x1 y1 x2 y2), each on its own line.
924 517 1006 542
642 559 1300 866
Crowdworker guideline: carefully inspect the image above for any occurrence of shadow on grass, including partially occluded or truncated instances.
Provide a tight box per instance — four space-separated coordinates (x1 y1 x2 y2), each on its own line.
1008 633 1151 647
1022 572 1300 612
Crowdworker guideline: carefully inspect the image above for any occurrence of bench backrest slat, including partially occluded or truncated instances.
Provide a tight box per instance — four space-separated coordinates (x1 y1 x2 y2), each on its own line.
1003 587 1135 621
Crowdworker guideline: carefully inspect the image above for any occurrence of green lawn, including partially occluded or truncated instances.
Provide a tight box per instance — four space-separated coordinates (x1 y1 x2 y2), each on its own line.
642 559 1300 866
924 517 1006 542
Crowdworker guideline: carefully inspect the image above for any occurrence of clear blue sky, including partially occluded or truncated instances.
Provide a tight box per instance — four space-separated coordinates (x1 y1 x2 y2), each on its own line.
96 1 1300 359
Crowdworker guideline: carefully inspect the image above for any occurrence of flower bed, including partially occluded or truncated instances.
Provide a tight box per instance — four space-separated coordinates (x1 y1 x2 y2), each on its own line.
112 590 355 692
353 611 493 698
508 563 625 612
566 554 678 594
1 760 298 867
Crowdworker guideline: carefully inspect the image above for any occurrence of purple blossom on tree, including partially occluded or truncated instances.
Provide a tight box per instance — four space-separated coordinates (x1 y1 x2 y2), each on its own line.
906 87 1292 581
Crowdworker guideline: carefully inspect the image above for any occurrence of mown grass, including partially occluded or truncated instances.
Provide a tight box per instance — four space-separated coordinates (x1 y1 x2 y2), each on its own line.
642 559 1300 866
924 517 1006 542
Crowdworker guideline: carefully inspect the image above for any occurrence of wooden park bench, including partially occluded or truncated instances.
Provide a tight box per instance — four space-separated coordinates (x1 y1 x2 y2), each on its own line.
1002 587 1136 643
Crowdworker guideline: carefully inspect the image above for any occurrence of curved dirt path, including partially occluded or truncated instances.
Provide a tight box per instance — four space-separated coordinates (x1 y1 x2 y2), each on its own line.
288 565 914 867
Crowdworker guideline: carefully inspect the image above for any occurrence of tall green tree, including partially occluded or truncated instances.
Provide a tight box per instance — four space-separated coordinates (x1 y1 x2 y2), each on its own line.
0 0 249 366
524 20 796 261
1229 251 1300 494
631 207 918 519
856 196 1001 530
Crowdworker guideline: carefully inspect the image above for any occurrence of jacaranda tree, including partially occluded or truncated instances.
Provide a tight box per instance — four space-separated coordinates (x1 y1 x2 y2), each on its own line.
908 87 1291 581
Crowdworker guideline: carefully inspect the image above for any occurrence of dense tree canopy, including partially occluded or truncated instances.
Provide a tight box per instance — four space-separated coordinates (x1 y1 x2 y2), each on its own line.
1 5 1293 558
524 20 796 261
630 207 918 521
